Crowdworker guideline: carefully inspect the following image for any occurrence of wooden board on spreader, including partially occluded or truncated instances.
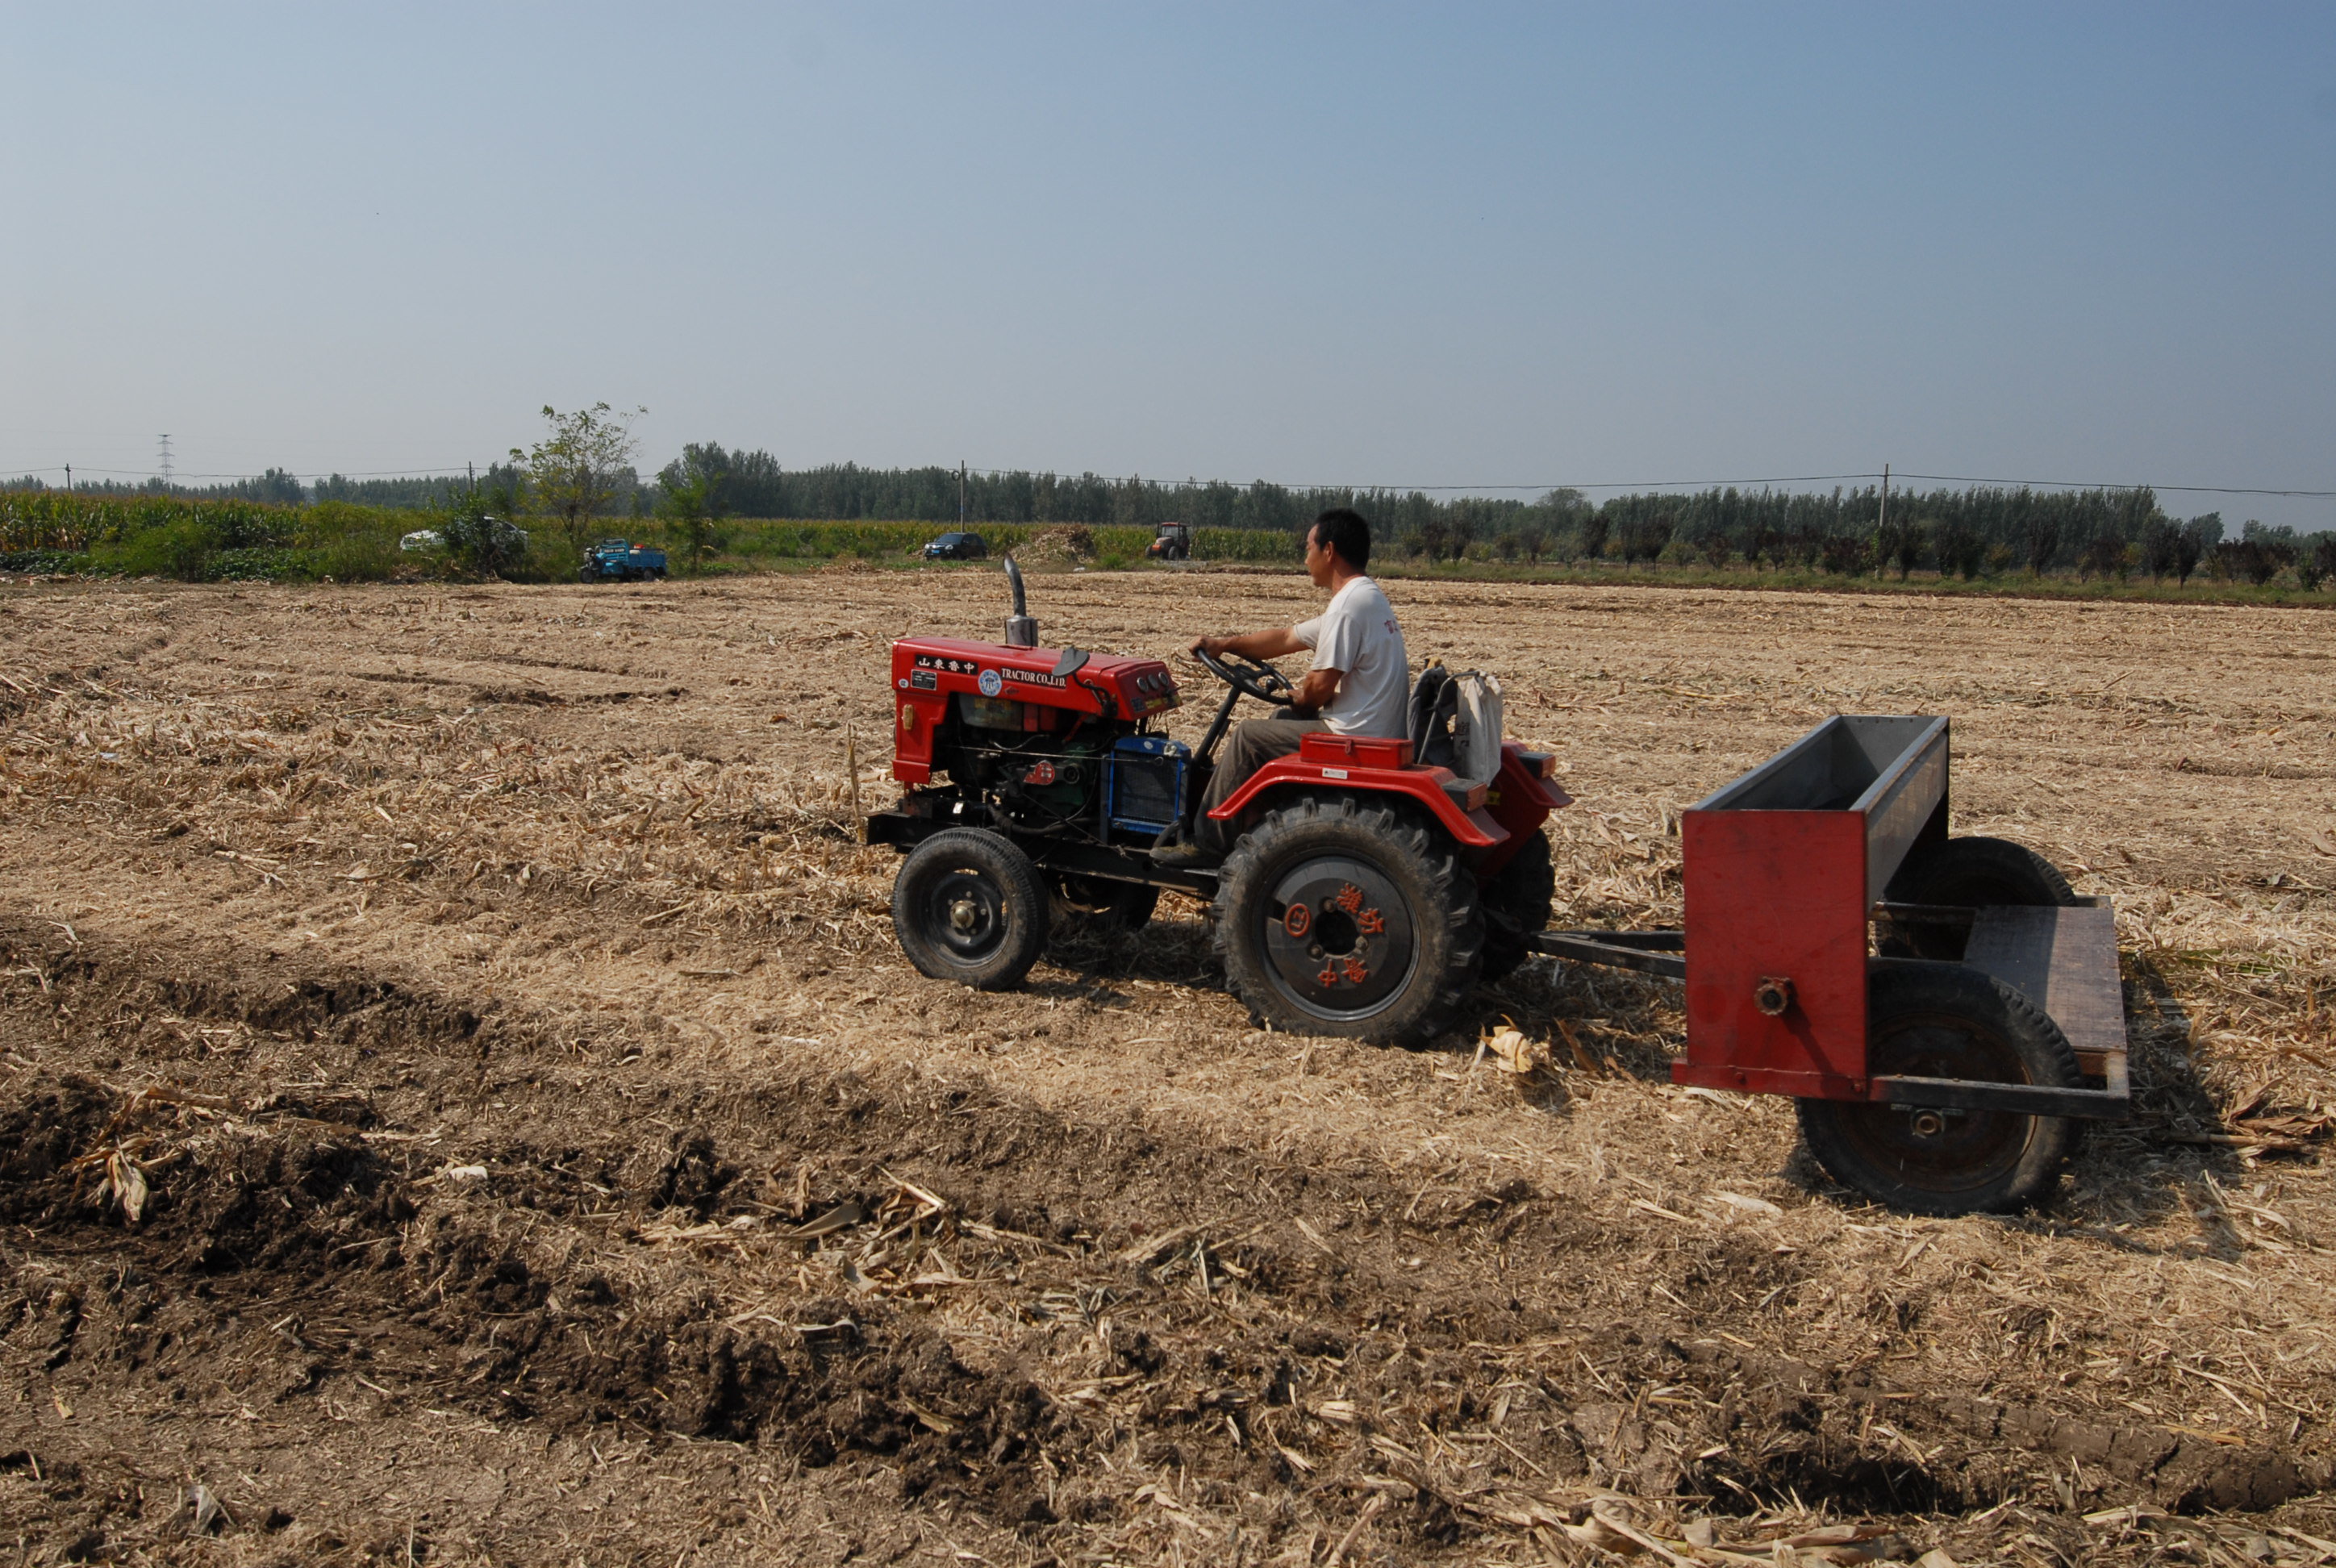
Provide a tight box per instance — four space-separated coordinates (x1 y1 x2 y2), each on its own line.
1963 901 2128 1084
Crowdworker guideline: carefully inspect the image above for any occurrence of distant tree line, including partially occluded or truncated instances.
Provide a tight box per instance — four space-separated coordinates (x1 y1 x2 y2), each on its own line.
2 467 317 505
312 464 530 510
1 464 534 511
10 447 2330 586
1546 483 2331 588
641 448 2333 586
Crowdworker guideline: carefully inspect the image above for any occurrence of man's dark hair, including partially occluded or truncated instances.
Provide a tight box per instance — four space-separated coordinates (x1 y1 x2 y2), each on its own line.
1312 507 1371 571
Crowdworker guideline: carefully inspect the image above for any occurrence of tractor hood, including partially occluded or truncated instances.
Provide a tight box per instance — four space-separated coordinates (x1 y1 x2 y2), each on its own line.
891 636 1180 723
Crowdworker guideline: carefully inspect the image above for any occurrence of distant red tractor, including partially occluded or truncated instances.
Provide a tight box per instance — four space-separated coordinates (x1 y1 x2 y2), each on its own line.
867 559 1567 1046
1144 522 1192 561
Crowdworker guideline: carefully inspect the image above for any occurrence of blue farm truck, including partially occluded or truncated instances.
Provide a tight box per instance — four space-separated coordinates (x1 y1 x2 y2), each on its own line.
579 539 669 582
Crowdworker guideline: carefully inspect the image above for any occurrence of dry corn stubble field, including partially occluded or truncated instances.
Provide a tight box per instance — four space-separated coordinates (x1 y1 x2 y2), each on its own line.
0 565 2332 1568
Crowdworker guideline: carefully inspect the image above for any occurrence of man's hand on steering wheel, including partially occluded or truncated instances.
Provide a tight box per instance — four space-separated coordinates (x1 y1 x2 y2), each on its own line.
1191 638 1296 707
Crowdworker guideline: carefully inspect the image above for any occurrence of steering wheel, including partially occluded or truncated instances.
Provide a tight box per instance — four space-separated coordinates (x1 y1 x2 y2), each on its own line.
1194 645 1295 707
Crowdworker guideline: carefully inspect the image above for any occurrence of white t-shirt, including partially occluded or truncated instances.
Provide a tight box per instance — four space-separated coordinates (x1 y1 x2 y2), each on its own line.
1294 576 1409 737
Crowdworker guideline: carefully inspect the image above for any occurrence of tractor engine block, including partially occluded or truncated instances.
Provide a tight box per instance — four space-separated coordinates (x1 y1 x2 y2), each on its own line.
888 634 1183 846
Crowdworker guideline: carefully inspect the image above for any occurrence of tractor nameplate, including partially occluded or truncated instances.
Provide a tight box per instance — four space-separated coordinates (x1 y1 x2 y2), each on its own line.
1001 667 1068 689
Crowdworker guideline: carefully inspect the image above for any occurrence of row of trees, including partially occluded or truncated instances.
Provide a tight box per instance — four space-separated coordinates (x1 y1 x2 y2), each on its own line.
1529 487 2334 587
0 465 457 508
646 446 2333 586
13 413 2331 585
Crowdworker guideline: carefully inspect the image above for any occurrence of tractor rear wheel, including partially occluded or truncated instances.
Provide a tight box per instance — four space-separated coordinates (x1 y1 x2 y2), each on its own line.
1883 836 2077 958
1214 794 1482 1047
1796 959 2079 1216
1479 829 1556 982
892 829 1049 990
1049 873 1158 935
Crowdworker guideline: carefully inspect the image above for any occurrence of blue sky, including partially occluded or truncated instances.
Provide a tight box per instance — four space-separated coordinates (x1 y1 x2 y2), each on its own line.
3 3 2331 526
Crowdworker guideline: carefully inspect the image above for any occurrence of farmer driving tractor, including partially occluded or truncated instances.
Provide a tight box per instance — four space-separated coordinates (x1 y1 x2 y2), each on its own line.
1154 507 1410 868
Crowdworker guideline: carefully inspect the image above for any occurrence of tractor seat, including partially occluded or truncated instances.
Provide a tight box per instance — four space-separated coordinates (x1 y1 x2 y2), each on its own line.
1408 665 1457 769
1407 663 1504 789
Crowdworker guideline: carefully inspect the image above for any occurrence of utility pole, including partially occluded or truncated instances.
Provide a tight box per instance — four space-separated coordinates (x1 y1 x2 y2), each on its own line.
62 464 70 492
958 461 967 529
1878 462 1889 537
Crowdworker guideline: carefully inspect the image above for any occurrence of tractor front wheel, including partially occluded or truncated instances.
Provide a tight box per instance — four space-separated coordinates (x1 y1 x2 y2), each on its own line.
892 829 1049 990
1796 959 2079 1216
1214 795 1482 1047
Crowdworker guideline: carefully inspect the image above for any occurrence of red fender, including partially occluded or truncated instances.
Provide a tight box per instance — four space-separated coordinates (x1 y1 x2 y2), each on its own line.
1209 736 1569 859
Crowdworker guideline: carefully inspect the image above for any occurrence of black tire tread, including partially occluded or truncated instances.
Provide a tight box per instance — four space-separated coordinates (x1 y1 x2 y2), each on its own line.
1887 835 2077 907
1479 830 1557 982
891 828 1049 991
1212 794 1482 1047
1882 836 2077 959
1797 959 2079 1216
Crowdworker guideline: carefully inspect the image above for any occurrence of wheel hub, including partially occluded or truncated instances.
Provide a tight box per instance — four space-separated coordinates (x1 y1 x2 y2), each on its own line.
1835 1011 2032 1194
930 870 1006 960
1262 855 1415 1020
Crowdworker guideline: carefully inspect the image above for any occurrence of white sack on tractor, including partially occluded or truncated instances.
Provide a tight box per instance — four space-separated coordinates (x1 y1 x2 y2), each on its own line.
1404 665 1504 789
1450 671 1504 790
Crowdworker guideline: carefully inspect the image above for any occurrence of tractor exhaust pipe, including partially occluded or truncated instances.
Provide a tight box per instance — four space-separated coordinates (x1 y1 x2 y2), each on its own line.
1002 555 1038 647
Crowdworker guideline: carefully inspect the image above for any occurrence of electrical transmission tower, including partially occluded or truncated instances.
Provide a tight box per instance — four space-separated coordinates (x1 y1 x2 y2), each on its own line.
157 434 174 488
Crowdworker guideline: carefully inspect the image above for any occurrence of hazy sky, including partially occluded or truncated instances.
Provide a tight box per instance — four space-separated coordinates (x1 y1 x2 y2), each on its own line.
5 3 2332 526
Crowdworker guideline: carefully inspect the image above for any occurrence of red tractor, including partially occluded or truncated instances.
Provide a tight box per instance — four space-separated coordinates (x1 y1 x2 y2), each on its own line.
867 560 1569 1045
1144 522 1191 561
870 563 2137 1215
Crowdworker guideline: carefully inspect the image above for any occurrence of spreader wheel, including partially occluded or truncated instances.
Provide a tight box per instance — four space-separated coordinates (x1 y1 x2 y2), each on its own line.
1049 873 1159 935
891 828 1049 990
1214 795 1482 1047
1882 835 2077 959
1797 960 2079 1216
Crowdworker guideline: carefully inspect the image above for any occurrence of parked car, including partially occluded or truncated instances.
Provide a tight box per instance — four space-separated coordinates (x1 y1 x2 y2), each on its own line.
922 531 988 561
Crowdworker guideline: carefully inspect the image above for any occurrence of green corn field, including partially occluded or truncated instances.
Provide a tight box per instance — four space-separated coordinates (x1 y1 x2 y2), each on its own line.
0 494 1304 584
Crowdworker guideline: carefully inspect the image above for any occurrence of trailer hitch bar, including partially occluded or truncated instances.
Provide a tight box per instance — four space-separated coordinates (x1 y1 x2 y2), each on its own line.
1526 905 2006 982
1869 1075 2130 1120
1526 929 1685 980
